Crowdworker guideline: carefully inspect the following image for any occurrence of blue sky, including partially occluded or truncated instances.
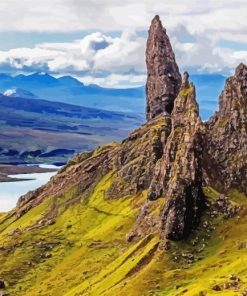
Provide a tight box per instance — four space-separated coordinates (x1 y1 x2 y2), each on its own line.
0 0 246 87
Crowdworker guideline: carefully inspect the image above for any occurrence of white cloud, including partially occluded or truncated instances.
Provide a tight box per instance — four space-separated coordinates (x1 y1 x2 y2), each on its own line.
93 31 145 73
0 0 246 42
77 73 147 88
0 2 239 33
0 28 246 87
0 1 246 87
0 31 146 87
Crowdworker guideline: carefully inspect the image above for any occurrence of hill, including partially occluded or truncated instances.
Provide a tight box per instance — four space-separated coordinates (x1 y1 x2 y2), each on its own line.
0 15 246 296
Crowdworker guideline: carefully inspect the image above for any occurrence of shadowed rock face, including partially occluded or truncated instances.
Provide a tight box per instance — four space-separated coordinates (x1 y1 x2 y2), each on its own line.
106 115 171 199
146 15 181 120
148 81 206 240
204 63 247 194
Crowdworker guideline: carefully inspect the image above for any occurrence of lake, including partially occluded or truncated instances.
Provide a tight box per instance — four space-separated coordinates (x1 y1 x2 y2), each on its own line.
0 164 59 212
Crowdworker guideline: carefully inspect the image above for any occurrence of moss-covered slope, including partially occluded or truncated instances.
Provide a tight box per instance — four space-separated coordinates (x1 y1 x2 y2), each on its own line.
0 164 247 296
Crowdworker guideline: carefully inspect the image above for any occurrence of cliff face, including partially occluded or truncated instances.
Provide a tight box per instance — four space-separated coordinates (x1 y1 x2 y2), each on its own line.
106 115 171 199
205 63 247 194
15 62 246 244
148 74 205 240
146 15 181 120
14 16 247 243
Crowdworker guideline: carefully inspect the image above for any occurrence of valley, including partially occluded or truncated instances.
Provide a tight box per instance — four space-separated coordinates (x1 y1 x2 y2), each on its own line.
0 95 143 164
0 68 225 166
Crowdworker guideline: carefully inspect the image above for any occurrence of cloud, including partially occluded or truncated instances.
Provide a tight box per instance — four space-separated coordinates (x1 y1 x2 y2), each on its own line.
0 31 146 87
78 73 147 88
0 0 246 42
0 28 246 87
0 1 246 87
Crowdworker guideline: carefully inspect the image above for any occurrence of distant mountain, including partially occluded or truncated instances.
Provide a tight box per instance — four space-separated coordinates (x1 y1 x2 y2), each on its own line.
3 88 37 99
0 72 226 119
58 75 85 87
0 72 145 114
0 94 143 164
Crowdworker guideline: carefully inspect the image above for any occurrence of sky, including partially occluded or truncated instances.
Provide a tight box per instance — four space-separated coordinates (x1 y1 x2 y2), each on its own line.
0 0 246 87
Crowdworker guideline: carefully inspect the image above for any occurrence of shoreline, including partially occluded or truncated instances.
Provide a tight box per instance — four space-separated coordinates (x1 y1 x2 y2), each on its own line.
0 164 58 182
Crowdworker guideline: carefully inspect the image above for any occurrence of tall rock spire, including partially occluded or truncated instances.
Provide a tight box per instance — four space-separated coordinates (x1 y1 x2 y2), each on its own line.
146 15 181 120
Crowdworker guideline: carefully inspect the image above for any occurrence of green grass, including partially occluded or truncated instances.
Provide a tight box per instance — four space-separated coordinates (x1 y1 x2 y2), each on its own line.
0 171 146 296
179 85 194 97
203 186 220 201
1 175 247 296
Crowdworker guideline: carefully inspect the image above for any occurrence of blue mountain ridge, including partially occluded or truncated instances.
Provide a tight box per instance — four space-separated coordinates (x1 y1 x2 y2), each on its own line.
0 72 226 120
0 94 143 164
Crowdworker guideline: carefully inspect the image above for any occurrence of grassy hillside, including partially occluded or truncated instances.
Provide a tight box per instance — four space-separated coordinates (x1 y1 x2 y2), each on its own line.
0 157 247 296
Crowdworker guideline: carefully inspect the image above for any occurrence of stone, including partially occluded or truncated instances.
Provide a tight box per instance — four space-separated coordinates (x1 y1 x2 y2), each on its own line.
229 274 240 281
106 115 171 200
212 284 221 291
44 253 52 259
126 231 136 242
240 289 247 296
223 282 232 289
205 63 247 195
148 77 205 240
10 17 247 245
146 15 181 120
7 228 21 236
163 241 171 251
182 71 190 88
0 280 5 289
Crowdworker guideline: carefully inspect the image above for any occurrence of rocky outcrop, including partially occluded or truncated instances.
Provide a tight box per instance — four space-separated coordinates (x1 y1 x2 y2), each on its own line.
205 63 247 194
106 115 171 199
14 16 206 242
146 15 181 121
13 16 247 244
15 116 171 215
0 279 5 289
16 145 118 215
148 74 205 240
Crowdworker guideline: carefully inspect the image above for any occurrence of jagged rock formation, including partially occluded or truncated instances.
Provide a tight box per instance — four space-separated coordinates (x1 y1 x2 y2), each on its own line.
15 117 169 214
106 115 171 199
16 145 118 216
146 15 181 120
12 17 247 244
205 63 247 194
148 75 205 239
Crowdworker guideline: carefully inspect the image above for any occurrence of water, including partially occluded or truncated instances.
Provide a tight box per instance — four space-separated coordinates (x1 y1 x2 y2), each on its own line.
0 165 59 213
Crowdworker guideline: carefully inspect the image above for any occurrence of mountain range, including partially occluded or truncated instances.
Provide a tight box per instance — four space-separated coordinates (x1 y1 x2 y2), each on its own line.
0 70 225 164
0 71 225 119
0 94 142 164
0 72 145 114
